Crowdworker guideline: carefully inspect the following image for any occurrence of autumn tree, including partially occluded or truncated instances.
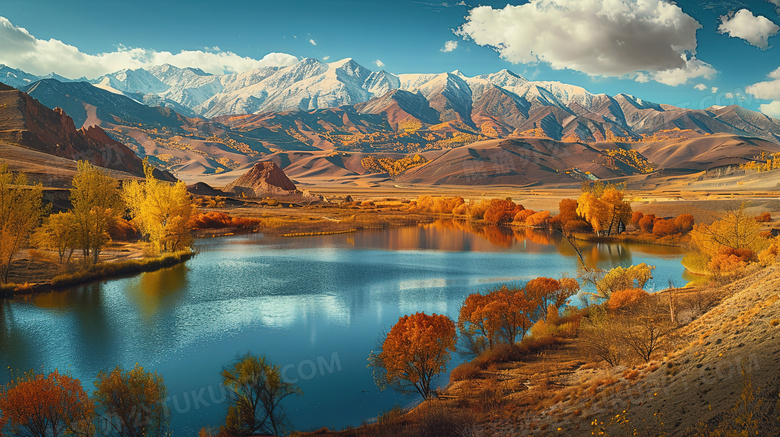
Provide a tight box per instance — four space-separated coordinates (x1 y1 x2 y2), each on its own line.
92 364 170 437
483 198 523 224
370 312 456 400
525 277 579 311
0 370 94 437
220 353 301 436
123 162 194 254
577 185 631 236
580 307 626 366
692 206 767 259
593 263 654 300
32 212 78 264
638 213 656 234
675 214 695 234
0 163 45 283
71 161 123 265
457 293 498 355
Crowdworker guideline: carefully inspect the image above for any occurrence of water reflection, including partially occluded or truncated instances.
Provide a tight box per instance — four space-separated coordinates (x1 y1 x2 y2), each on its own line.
126 264 189 318
0 221 689 434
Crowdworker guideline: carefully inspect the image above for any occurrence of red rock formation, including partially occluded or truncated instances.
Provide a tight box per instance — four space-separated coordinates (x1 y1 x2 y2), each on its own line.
0 83 144 176
224 161 298 197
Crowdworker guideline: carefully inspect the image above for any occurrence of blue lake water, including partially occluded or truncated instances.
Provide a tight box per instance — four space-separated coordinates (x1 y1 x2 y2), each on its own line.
0 221 688 434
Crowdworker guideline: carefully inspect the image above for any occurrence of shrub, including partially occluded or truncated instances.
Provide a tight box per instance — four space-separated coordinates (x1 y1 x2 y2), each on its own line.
449 362 482 381
467 200 491 220
631 211 644 226
109 218 140 241
675 213 695 234
513 209 537 224
652 218 678 237
526 210 551 227
563 219 592 234
190 211 261 230
607 288 650 311
484 198 523 224
452 202 469 215
755 212 772 222
638 214 656 233
708 247 756 274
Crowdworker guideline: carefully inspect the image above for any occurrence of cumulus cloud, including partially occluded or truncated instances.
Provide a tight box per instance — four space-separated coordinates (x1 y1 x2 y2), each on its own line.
441 40 458 52
455 0 716 85
309 39 317 46
323 55 331 61
718 9 779 48
746 66 780 99
373 59 385 68
712 87 719 93
694 83 707 90
0 16 298 78
761 101 780 119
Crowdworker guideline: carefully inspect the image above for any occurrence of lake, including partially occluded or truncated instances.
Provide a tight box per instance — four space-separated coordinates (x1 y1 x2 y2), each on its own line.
0 221 688 434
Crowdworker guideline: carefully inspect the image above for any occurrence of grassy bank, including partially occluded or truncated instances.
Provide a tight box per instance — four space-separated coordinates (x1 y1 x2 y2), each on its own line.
0 251 194 297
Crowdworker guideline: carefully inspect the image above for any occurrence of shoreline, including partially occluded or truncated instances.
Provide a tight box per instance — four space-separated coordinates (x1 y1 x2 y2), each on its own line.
0 251 195 297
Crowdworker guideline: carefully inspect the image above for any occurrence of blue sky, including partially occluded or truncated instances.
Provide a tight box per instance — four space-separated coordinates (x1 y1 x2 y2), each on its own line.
1 0 780 115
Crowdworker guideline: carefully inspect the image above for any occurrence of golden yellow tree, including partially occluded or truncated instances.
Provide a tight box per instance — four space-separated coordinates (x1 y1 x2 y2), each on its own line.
692 206 766 258
93 364 170 437
71 161 123 265
32 212 79 264
0 163 44 283
576 185 631 236
124 162 194 254
594 263 655 300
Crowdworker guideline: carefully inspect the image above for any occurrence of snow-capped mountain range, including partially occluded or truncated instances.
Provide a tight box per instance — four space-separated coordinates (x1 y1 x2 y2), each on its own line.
9 58 600 119
4 58 780 145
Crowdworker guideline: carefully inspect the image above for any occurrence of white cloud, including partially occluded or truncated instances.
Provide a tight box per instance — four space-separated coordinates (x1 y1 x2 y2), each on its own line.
718 9 779 49
746 67 780 99
768 0 780 7
761 101 780 119
323 55 330 61
456 0 715 85
694 83 707 90
645 57 716 86
309 39 317 46
725 92 735 98
441 40 458 52
373 59 385 68
711 87 719 93
0 16 298 78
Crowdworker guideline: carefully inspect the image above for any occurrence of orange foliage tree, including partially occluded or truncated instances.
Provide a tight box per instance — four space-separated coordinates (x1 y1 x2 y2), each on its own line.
0 370 94 437
483 198 523 224
755 212 772 223
513 209 536 224
631 211 644 226
370 312 456 400
675 214 695 234
550 198 579 229
638 214 657 234
457 278 579 357
525 277 580 311
525 211 551 227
